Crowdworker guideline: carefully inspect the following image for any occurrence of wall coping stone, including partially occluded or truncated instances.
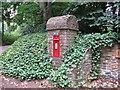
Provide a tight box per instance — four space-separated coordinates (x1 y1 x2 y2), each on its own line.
46 15 78 31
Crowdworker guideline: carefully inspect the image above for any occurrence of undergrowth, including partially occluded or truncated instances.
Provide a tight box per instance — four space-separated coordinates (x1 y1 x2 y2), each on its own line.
0 33 53 80
0 31 118 87
49 32 118 87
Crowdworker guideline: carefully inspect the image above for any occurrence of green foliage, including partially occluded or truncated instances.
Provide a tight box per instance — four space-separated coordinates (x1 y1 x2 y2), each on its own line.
14 2 42 25
15 22 46 36
1 2 45 38
9 24 18 32
0 31 20 45
1 2 21 23
49 32 117 87
0 33 53 80
13 2 46 33
63 2 106 33
63 2 120 33
49 64 72 87
52 2 70 17
20 23 44 36
95 2 120 32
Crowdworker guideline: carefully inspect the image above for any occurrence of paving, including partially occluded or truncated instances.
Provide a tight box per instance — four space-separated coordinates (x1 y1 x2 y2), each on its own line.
0 46 10 54
0 46 10 88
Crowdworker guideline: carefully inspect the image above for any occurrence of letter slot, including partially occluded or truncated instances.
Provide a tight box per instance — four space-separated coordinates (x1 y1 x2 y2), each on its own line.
53 35 60 58
55 43 58 49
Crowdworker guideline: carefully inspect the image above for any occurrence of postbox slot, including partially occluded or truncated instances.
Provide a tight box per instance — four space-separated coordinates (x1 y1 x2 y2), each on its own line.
53 39 59 40
53 35 60 58
55 43 58 49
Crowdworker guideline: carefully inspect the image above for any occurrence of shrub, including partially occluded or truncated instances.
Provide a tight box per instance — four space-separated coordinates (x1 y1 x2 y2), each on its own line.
2 32 20 45
22 24 39 35
18 23 46 36
0 33 53 80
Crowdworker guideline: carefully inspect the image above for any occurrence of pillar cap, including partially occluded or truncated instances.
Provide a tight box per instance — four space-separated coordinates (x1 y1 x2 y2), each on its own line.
46 15 78 31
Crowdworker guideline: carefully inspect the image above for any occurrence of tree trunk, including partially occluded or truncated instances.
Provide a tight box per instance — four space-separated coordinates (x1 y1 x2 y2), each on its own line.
1 2 4 45
6 21 10 33
2 20 4 38
47 0 52 19
38 0 46 24
1 20 4 45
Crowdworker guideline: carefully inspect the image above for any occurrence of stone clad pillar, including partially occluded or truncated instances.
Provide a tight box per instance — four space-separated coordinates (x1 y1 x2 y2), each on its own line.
46 15 78 67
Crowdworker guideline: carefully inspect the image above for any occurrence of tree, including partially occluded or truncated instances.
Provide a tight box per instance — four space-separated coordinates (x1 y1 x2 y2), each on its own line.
52 2 69 17
2 9 4 38
47 0 52 19
97 2 120 32
1 2 20 33
63 2 120 33
0 2 4 39
38 0 46 24
38 0 52 24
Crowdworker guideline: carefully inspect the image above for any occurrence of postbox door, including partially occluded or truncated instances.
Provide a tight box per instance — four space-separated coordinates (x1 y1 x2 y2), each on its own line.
53 35 60 58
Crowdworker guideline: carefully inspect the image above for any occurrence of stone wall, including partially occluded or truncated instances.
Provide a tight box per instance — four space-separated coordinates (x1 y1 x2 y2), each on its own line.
79 44 120 80
46 15 119 84
72 48 92 84
69 44 120 84
46 15 78 67
100 44 119 79
47 30 77 67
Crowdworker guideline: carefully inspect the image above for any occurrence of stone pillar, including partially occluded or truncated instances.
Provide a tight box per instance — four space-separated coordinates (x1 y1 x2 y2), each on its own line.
46 15 78 67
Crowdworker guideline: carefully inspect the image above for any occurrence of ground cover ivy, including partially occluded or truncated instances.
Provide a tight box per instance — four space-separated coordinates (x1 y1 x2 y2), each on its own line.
0 33 53 80
49 32 118 87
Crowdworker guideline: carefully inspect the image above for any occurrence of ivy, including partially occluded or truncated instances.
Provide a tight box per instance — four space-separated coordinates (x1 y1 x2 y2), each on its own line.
0 32 118 87
49 32 118 87
0 33 53 80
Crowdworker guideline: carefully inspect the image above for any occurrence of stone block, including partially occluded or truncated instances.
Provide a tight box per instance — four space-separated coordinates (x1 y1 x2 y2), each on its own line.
46 15 78 31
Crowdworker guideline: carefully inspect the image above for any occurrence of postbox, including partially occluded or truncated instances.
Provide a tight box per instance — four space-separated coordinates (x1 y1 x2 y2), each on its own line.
53 35 60 58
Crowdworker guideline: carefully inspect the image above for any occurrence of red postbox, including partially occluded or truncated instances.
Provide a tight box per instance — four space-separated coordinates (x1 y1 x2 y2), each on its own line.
53 35 60 58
